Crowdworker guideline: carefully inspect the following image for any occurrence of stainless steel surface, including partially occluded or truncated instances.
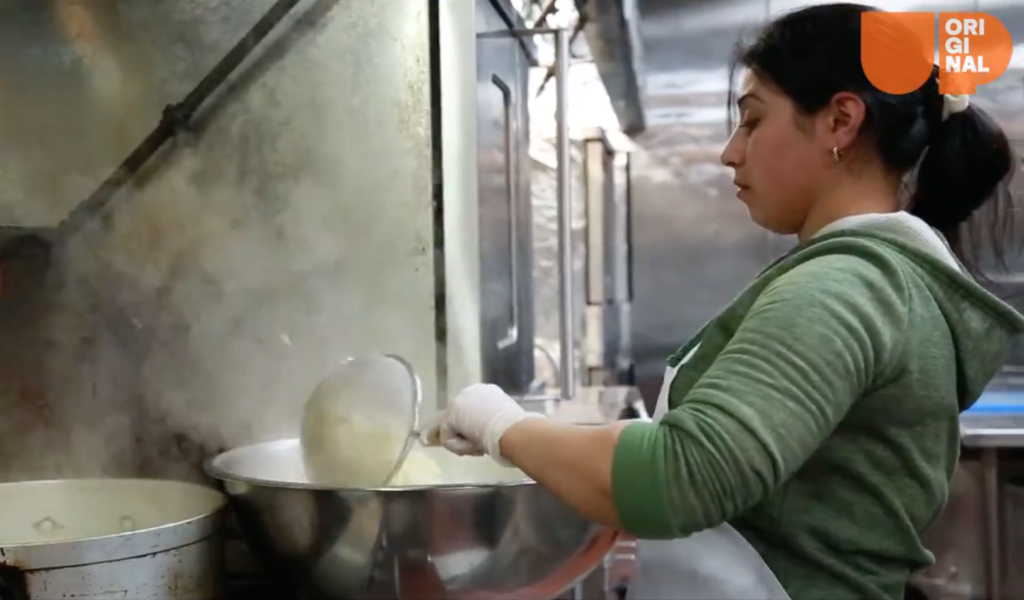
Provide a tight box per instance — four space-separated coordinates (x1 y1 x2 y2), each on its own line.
574 0 647 135
438 0 487 401
612 151 634 384
0 479 226 600
625 0 786 395
911 457 1024 600
580 131 634 387
555 26 576 401
206 439 611 600
584 136 612 307
913 460 988 599
529 136 587 393
1002 483 1024 599
477 0 537 397
983 450 1003 600
960 414 1024 447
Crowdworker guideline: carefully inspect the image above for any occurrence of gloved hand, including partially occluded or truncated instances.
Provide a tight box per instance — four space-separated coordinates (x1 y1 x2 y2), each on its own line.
422 383 545 466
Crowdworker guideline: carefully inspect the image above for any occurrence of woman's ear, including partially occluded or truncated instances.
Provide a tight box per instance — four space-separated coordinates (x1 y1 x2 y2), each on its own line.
824 91 867 152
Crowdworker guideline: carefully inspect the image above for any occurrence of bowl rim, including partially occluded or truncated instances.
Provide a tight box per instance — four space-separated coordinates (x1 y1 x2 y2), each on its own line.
0 478 226 568
204 438 537 492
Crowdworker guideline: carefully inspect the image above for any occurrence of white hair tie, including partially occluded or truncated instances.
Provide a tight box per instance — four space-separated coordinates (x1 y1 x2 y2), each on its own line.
941 94 970 121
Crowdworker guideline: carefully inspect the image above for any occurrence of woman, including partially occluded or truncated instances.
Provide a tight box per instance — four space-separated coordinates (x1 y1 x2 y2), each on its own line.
427 4 1024 599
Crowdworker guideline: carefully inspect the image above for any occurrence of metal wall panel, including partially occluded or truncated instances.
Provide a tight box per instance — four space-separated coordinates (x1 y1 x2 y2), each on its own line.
581 133 634 385
440 0 485 401
629 0 770 398
476 0 537 396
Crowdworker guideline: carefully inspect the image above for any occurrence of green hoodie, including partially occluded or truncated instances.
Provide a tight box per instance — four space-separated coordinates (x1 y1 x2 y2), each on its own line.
611 216 1024 600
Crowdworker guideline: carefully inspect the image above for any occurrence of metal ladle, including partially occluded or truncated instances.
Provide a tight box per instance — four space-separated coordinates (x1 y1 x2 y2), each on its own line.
300 353 423 487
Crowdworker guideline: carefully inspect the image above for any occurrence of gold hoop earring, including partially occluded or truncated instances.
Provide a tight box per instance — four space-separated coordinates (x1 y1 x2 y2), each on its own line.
832 146 841 163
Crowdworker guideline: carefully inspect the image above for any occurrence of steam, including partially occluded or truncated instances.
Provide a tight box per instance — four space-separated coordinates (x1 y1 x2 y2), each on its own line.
0 1 440 483
19 148 433 482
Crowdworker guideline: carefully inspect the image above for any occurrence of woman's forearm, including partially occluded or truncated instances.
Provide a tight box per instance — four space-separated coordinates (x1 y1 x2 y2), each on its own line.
498 417 629 529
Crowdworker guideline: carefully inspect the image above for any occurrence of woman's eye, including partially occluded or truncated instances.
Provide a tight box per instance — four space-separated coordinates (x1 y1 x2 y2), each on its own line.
740 118 759 129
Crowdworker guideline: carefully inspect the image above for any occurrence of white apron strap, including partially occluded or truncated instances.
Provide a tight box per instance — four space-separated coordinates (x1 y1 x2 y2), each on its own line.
630 357 792 600
652 342 699 420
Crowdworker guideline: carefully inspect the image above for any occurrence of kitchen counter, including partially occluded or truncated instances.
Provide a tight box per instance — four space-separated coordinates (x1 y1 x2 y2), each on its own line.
961 390 1024 448
961 413 1024 447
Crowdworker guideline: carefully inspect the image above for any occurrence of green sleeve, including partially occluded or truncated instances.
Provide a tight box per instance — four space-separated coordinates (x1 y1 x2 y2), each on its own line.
611 254 909 539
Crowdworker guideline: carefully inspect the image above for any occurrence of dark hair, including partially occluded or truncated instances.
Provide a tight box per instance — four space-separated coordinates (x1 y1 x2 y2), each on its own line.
728 3 1018 274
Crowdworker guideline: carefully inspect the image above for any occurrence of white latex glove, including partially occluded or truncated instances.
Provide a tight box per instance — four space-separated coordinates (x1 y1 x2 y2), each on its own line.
422 383 545 467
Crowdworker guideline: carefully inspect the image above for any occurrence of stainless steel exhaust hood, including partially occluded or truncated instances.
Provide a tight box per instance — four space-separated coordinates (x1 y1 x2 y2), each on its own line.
574 0 646 135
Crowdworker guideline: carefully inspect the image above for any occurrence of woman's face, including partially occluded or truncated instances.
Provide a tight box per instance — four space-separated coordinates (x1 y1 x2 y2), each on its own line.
720 70 833 236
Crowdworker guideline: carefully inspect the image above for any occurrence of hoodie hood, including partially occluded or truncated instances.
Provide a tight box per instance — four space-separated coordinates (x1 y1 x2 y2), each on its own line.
811 214 1024 411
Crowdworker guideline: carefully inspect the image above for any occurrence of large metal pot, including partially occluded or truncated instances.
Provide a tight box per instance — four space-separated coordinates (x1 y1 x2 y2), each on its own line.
0 479 227 600
206 439 617 600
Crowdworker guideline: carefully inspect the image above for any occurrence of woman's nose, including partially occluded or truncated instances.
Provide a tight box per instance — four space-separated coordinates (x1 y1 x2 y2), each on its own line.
720 134 743 168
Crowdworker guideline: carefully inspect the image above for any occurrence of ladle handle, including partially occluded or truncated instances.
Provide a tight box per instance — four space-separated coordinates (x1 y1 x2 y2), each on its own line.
380 353 424 486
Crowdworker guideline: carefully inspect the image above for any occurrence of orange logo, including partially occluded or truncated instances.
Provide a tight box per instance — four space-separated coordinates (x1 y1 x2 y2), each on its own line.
861 12 1013 95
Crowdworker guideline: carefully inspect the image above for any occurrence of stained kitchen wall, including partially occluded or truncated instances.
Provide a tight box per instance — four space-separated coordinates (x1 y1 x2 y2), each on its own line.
0 0 446 482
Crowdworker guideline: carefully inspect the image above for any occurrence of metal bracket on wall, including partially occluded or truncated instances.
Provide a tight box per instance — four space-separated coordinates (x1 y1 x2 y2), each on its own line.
53 0 305 243
0 0 304 264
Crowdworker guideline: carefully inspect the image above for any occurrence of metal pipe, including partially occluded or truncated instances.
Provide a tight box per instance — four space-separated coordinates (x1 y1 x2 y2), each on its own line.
529 0 559 29
57 0 304 240
555 27 575 401
534 341 560 383
983 448 1003 600
492 25 575 399
489 27 563 36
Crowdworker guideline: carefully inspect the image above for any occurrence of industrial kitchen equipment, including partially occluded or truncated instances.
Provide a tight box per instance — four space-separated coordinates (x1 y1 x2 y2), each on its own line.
207 439 616 600
0 479 226 600
579 129 634 388
0 0 634 596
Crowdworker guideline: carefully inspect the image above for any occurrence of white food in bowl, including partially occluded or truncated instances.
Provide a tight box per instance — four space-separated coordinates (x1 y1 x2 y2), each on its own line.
301 392 444 487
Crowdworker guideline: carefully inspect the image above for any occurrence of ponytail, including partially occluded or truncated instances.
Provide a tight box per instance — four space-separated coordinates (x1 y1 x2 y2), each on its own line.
908 103 1016 272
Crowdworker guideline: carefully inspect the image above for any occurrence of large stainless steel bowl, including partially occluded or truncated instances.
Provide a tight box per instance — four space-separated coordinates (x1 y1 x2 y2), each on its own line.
206 439 616 600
